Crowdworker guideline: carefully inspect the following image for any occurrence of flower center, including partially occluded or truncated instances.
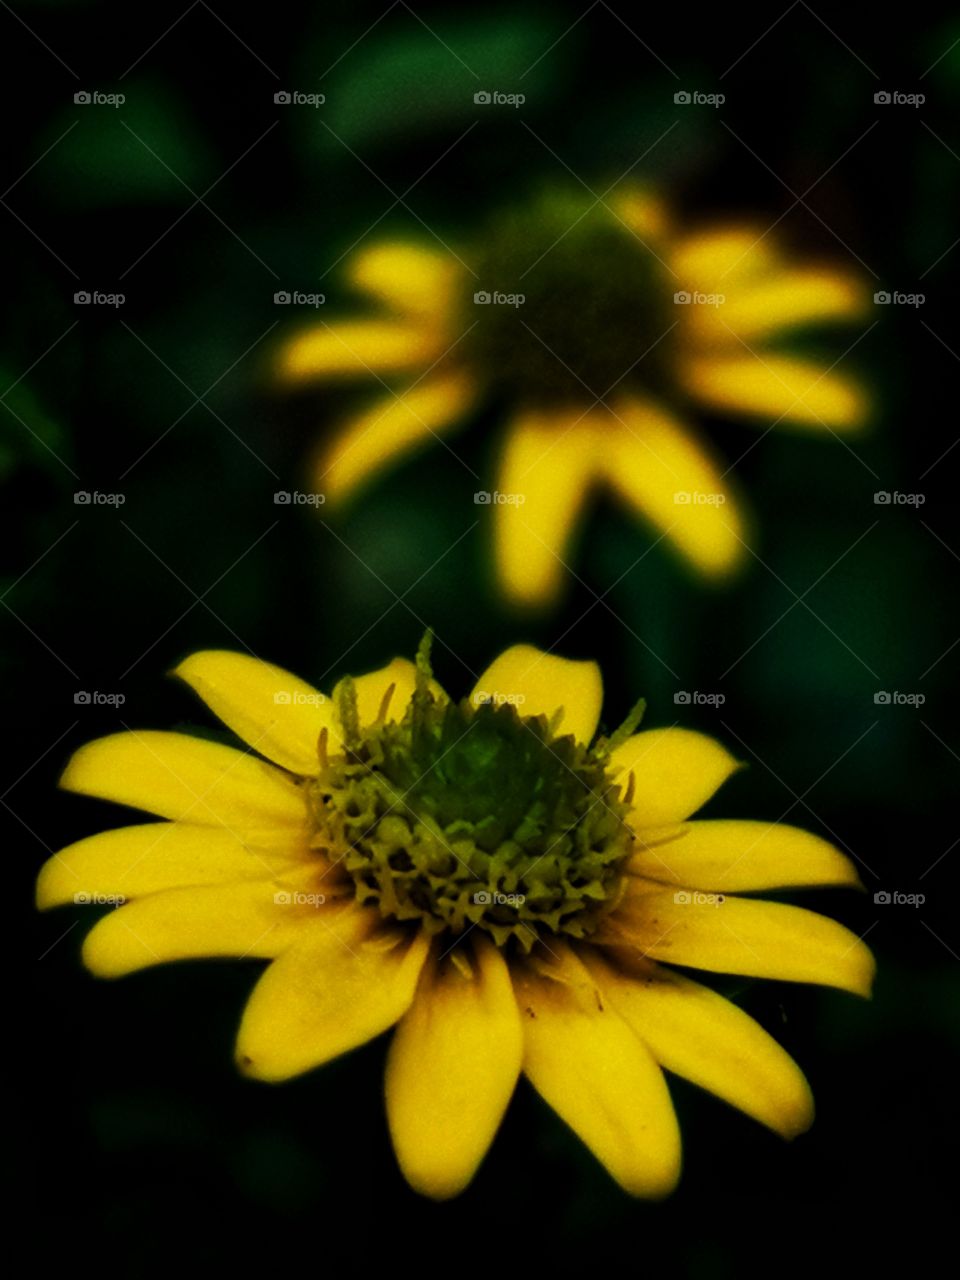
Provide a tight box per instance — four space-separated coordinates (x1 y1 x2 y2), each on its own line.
306 644 637 951
461 190 675 404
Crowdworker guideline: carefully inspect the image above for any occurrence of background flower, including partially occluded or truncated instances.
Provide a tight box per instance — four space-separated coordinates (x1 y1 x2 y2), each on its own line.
279 192 868 605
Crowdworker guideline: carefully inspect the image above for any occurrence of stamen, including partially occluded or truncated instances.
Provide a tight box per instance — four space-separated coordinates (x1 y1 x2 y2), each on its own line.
595 696 647 760
335 676 361 749
375 682 396 726
308 654 637 950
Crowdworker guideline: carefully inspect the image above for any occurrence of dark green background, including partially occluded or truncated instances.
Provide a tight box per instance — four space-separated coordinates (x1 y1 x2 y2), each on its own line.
11 0 958 1272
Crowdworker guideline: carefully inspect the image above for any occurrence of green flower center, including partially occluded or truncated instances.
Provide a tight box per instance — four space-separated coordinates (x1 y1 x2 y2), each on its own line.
460 191 675 405
306 641 639 951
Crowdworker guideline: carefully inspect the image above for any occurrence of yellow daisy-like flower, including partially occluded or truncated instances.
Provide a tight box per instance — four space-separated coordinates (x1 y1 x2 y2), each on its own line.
38 640 873 1198
279 189 869 605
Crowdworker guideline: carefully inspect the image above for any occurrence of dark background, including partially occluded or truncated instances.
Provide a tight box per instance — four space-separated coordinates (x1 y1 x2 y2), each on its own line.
10 0 958 1272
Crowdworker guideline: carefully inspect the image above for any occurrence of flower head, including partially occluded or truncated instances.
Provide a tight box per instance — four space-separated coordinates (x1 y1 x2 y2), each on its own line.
279 189 869 606
39 640 873 1198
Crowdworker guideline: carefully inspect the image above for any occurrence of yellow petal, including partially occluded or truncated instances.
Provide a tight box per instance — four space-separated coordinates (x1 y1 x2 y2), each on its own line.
471 644 602 743
513 945 681 1197
37 822 316 909
316 370 475 505
582 949 814 1137
682 353 868 429
671 226 777 293
81 867 330 977
603 888 875 996
237 917 430 1082
492 409 602 607
386 936 522 1199
278 321 438 382
686 269 867 346
610 728 741 825
632 819 863 893
346 242 460 319
174 650 335 776
601 397 745 576
60 731 307 827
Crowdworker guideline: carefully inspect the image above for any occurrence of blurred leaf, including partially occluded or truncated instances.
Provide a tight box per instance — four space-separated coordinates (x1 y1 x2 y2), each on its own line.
314 15 563 146
926 20 960 94
0 373 70 480
41 81 213 207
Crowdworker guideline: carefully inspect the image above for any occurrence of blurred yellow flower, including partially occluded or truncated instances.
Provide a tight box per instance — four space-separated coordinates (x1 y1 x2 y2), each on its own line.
39 641 873 1198
279 190 869 605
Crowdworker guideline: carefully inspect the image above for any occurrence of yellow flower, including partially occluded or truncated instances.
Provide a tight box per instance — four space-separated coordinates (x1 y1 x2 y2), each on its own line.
38 641 873 1198
279 190 869 605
